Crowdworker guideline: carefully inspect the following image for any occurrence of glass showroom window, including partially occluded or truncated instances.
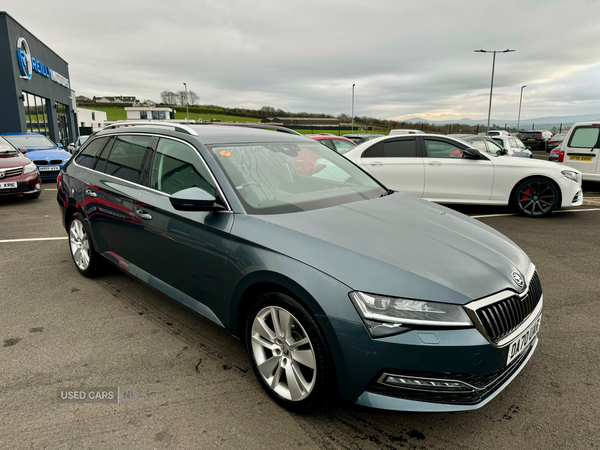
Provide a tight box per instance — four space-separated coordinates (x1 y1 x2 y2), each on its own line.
152 111 166 120
22 92 50 136
140 111 148 119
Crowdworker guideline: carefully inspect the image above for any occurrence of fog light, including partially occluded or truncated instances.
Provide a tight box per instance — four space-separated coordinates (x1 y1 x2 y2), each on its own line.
382 375 475 392
35 183 41 190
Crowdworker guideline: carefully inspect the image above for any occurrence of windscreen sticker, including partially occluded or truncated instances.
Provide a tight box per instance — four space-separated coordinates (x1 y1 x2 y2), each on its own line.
0 145 10 151
219 150 232 157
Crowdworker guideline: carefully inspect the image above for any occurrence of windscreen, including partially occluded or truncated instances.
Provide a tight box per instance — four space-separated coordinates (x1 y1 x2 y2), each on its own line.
208 141 385 214
4 135 56 148
0 136 17 153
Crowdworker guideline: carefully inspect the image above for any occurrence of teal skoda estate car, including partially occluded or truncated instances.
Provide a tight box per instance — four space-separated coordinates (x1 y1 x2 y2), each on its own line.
57 123 542 413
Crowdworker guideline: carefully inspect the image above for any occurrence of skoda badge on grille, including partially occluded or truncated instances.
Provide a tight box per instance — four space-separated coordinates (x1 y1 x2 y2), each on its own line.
511 271 525 288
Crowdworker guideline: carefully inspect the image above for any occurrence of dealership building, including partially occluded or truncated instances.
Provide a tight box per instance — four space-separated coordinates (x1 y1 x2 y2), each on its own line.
0 12 77 146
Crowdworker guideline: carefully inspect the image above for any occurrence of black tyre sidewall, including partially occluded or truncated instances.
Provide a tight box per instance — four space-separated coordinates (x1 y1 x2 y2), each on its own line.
245 292 336 414
68 212 102 277
512 178 559 218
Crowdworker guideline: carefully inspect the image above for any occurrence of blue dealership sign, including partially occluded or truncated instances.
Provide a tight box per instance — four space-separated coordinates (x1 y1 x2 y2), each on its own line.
16 37 70 88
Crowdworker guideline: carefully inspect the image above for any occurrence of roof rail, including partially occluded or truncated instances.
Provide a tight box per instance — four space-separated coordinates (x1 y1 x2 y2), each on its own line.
103 121 199 136
198 122 302 136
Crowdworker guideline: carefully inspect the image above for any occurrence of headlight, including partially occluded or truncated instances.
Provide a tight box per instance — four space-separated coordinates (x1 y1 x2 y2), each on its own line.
62 158 71 163
561 170 578 182
23 161 37 174
350 292 473 329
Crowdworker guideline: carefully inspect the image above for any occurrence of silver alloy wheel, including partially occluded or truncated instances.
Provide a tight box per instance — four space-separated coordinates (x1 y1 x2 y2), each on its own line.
251 306 317 401
69 218 90 271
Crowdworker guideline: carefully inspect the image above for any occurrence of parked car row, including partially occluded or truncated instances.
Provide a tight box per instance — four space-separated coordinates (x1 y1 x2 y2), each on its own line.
58 122 546 415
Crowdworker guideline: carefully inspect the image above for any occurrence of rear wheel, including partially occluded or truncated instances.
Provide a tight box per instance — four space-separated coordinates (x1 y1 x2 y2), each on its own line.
68 212 102 277
512 178 559 218
246 292 336 414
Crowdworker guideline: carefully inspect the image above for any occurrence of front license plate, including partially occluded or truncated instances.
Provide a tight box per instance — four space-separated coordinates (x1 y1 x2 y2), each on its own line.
38 166 60 171
0 181 18 189
569 155 593 162
506 315 541 365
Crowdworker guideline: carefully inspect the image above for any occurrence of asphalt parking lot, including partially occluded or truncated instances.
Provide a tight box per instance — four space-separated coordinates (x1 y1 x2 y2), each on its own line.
1 178 599 450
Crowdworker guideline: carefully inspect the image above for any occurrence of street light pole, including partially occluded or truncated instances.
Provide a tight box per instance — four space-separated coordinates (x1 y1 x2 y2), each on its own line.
351 84 355 133
517 85 527 131
474 49 515 135
183 82 189 123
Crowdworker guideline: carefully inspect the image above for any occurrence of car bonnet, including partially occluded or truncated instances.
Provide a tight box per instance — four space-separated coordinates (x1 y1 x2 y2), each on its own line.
232 194 531 305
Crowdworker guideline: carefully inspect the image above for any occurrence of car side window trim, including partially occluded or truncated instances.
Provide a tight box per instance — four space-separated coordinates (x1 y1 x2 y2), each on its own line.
72 133 232 211
141 135 232 211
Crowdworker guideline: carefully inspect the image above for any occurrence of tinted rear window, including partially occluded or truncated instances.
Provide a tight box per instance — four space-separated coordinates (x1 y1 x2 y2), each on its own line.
383 139 417 157
523 132 542 137
75 137 110 168
104 135 153 183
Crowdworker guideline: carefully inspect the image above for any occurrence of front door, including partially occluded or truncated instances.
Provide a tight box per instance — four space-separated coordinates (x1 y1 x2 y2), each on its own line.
134 137 233 324
359 137 424 197
422 137 494 201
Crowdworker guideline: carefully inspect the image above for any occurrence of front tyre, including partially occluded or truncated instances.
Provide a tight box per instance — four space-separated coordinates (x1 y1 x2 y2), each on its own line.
246 292 336 414
512 178 559 218
68 212 102 277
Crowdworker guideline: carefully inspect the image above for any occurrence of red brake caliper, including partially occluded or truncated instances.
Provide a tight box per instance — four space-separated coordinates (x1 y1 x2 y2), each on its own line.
521 187 531 203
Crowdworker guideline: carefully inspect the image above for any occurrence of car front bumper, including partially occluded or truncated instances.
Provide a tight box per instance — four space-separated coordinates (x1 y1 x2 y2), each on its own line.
0 171 42 196
321 306 541 412
555 175 583 207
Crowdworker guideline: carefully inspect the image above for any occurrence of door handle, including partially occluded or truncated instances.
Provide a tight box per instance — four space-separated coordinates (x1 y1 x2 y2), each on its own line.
136 210 153 220
370 161 384 166
85 189 97 198
428 161 442 166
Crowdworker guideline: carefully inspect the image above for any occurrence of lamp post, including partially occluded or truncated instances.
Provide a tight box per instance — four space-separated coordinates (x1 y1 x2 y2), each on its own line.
517 85 527 132
351 84 355 133
474 49 515 135
183 82 189 123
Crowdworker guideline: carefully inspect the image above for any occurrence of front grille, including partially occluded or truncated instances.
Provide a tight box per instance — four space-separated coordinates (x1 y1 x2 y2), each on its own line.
476 271 542 343
0 167 23 178
33 160 48 165
368 344 533 405
50 159 63 165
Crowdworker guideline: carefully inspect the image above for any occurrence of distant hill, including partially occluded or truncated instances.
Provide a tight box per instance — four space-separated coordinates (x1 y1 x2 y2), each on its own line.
405 113 600 128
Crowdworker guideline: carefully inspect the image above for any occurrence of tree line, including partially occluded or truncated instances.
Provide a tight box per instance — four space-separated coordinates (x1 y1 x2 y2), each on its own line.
160 90 200 106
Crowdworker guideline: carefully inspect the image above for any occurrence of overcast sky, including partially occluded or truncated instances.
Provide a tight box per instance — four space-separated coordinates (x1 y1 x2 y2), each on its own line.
6 0 600 121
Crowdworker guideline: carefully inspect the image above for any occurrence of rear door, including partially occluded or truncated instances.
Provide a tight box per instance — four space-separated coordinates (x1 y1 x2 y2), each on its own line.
358 137 424 197
422 137 494 201
82 134 155 268
563 125 600 177
134 136 233 324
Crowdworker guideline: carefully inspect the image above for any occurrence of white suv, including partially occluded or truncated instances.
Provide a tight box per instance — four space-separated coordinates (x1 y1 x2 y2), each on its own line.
551 122 600 181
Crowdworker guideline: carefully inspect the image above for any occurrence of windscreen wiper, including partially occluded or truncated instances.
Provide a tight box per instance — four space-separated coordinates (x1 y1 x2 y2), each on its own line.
380 189 396 197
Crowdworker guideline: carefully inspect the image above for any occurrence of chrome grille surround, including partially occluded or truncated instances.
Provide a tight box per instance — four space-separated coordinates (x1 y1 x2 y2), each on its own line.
464 265 543 348
0 166 23 179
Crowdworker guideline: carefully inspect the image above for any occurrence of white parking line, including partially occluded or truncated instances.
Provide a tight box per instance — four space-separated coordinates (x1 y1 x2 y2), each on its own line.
471 208 600 218
0 237 67 243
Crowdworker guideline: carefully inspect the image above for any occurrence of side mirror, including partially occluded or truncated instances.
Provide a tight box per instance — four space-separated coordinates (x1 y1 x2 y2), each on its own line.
18 147 27 154
462 148 481 159
57 143 63 148
169 187 226 212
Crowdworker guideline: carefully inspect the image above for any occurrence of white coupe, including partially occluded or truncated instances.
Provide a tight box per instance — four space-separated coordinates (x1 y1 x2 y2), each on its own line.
343 134 583 217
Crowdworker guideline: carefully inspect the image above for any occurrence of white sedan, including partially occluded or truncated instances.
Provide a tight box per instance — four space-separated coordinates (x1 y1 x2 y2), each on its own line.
344 134 583 217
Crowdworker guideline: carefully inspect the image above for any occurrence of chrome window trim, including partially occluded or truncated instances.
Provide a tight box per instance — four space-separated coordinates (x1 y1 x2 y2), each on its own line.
463 264 541 347
72 133 232 212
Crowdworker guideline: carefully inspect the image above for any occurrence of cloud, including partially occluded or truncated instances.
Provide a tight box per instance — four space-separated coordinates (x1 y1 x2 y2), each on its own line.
5 0 600 120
